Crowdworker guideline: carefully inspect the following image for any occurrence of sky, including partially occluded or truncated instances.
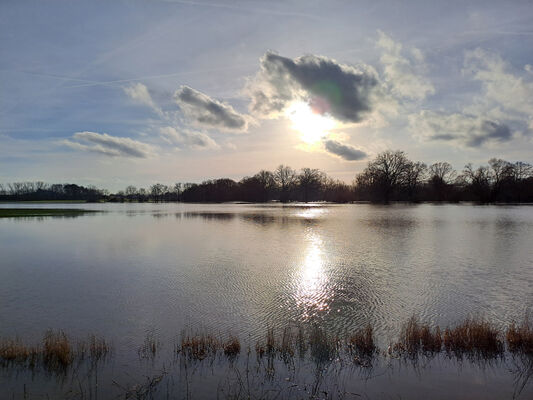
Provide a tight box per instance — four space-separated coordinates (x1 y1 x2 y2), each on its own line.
1 0 533 190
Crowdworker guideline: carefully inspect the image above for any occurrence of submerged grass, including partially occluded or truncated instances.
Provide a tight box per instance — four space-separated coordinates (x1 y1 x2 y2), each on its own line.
507 315 533 355
1 315 532 376
138 333 160 360
348 325 376 360
43 330 72 370
443 318 503 359
180 332 221 360
391 316 442 357
0 331 110 373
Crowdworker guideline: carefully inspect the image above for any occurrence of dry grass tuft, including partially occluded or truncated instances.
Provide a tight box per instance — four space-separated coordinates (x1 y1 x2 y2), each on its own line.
180 333 220 360
0 338 39 366
391 316 442 357
223 337 241 357
507 315 533 354
278 327 295 359
43 330 73 370
348 325 376 357
443 318 503 358
88 335 111 361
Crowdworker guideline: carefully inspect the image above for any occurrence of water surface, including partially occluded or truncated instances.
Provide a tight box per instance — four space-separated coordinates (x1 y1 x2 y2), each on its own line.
1 203 532 398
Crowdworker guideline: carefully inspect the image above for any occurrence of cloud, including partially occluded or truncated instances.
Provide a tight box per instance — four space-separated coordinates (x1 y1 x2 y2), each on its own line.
248 52 380 123
463 48 533 121
123 83 161 114
159 126 218 149
64 131 154 158
409 111 513 147
174 86 248 132
377 31 435 101
323 139 367 160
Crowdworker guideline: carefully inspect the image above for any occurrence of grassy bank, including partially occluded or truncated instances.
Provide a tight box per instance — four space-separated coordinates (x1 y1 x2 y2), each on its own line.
0 208 98 218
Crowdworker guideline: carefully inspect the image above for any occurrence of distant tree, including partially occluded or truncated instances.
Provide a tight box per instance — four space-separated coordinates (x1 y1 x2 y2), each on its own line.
125 185 137 201
298 168 325 202
254 170 275 202
404 161 427 201
274 165 296 202
150 183 166 202
359 150 411 202
428 162 456 201
512 161 533 181
174 183 183 201
461 163 491 202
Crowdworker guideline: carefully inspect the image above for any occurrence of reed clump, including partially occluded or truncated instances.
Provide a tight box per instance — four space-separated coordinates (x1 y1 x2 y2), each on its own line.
0 338 39 366
138 333 160 360
88 334 111 361
255 327 297 360
1 332 111 373
348 325 376 357
180 333 220 360
507 315 533 354
43 330 73 370
223 336 241 357
255 326 338 363
443 318 503 358
391 316 442 357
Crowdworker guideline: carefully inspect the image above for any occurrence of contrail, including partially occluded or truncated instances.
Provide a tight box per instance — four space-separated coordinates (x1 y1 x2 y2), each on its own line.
158 0 325 21
61 63 258 89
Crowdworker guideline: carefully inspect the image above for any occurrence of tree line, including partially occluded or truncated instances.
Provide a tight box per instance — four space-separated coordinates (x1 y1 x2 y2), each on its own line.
1 151 532 203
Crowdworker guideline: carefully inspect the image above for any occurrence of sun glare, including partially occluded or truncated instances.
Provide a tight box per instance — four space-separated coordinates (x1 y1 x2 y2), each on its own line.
286 101 336 144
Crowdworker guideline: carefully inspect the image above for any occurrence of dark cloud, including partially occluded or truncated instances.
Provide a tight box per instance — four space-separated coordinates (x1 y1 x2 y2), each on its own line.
249 52 379 122
64 131 153 158
465 120 512 147
175 86 248 132
323 139 367 161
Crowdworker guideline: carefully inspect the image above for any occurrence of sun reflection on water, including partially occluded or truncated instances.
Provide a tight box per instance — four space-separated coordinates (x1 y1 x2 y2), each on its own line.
295 206 326 220
294 233 330 319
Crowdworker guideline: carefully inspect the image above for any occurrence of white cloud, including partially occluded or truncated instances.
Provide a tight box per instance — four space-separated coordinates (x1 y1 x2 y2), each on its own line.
160 126 218 149
377 31 435 101
174 86 249 132
64 131 154 158
123 83 162 115
409 111 513 147
463 48 533 120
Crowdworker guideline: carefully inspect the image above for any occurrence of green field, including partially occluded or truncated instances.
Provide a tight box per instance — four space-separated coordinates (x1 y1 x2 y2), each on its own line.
0 208 98 218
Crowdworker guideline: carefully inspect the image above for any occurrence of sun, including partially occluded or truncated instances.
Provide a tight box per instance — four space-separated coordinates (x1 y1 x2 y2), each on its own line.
286 101 336 144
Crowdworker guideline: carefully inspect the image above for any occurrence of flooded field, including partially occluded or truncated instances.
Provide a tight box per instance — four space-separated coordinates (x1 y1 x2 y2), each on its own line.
1 203 532 399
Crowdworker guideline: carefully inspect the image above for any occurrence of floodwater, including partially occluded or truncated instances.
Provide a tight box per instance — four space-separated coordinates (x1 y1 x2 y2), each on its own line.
1 203 532 399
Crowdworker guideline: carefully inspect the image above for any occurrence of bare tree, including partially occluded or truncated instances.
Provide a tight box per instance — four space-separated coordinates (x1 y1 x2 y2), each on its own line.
298 168 325 202
512 161 533 181
429 162 456 184
405 161 427 201
150 183 166 202
125 185 138 199
274 165 296 202
462 163 491 202
365 150 411 202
